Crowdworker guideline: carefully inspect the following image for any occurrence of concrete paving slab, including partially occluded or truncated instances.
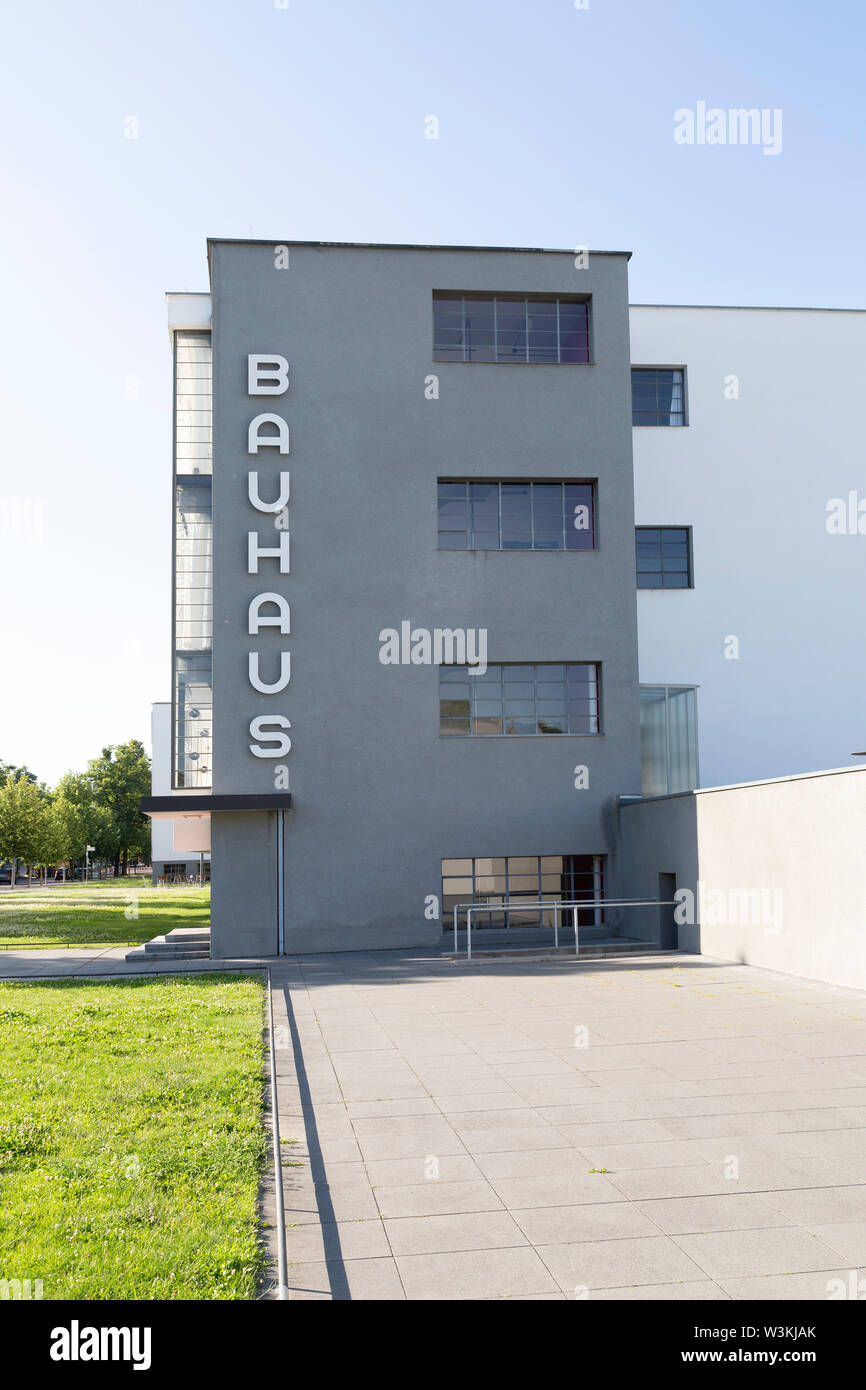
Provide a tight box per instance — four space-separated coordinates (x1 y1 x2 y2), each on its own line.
21 944 866 1301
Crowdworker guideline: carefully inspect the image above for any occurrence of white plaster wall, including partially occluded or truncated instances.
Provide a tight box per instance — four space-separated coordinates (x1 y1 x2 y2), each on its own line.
693 766 866 991
630 305 866 788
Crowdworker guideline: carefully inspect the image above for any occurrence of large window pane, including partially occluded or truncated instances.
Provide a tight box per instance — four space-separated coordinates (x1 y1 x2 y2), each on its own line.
173 330 212 789
442 663 599 736
442 854 605 931
640 685 698 795
631 368 686 426
438 480 595 551
434 294 590 365
668 686 698 793
636 526 692 588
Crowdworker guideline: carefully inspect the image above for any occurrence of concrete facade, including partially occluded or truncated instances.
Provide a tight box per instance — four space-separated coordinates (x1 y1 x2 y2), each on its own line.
205 241 643 954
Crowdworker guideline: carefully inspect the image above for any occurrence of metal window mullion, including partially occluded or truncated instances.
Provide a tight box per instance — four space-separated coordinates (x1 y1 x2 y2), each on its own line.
593 663 600 734
524 298 529 362
497 481 503 548
530 482 536 551
461 297 467 363
556 299 561 364
593 856 603 928
664 685 673 795
561 481 566 549
493 297 498 363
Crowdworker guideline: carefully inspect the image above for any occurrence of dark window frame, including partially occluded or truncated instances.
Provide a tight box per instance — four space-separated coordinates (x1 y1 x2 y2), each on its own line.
635 525 693 589
437 478 597 552
442 854 605 931
439 661 602 738
631 366 688 426
433 292 592 365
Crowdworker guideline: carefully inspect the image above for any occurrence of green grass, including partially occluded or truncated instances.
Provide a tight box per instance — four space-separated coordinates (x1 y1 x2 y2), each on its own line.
0 973 268 1299
0 881 210 949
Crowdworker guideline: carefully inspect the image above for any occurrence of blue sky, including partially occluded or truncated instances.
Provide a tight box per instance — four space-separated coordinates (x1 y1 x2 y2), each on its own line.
1 0 864 783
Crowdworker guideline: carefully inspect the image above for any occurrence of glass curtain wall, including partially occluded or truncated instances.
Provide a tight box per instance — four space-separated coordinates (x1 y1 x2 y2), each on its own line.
173 331 212 787
639 685 698 796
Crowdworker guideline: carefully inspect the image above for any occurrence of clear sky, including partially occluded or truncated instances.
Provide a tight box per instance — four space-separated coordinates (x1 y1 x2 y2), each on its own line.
1 0 864 785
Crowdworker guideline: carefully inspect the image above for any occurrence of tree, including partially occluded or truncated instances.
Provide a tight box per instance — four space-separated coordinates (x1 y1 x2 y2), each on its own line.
0 776 46 888
29 799 69 885
0 761 37 788
52 772 113 876
87 741 151 876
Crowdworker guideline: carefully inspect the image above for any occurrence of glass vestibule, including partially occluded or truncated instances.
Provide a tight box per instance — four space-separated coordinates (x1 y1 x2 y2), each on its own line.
639 685 698 797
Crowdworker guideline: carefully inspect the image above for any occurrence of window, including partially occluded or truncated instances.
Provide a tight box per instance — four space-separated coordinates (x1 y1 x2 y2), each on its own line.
175 478 213 645
174 331 213 472
632 368 685 426
442 854 604 930
636 527 692 588
173 331 212 788
174 652 212 788
440 662 600 736
639 685 698 796
438 480 595 551
433 293 590 364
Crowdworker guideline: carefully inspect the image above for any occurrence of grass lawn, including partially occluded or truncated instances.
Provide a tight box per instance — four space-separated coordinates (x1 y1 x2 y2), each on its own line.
0 881 210 949
0 973 268 1299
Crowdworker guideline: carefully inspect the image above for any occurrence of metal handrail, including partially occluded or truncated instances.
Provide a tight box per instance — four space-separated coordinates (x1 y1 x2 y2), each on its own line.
451 898 677 960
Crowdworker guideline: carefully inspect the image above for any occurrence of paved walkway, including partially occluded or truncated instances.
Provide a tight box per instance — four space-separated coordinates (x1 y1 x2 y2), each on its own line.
6 945 866 1299
267 951 866 1300
0 947 263 977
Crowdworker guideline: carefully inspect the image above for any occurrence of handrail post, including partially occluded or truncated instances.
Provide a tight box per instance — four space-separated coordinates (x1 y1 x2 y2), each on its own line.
467 906 472 961
453 903 458 956
554 902 558 950
574 904 579 956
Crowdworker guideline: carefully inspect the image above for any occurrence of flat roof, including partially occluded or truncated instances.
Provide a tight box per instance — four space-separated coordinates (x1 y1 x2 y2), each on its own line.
206 236 632 258
631 302 866 314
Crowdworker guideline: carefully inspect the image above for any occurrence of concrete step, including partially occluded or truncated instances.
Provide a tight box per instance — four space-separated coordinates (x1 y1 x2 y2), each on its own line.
125 946 211 961
125 927 211 963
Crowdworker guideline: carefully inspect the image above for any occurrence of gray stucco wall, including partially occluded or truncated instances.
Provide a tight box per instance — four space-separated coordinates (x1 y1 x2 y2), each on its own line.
210 810 278 956
617 793 700 950
208 242 642 953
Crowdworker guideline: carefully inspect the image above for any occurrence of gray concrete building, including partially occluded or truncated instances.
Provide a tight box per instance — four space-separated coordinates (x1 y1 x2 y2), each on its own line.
145 240 645 955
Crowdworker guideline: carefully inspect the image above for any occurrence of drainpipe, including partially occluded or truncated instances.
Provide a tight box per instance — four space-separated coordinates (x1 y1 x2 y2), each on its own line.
276 809 285 955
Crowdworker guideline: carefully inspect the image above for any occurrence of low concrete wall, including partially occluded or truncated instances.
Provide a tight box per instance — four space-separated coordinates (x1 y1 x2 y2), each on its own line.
620 766 866 991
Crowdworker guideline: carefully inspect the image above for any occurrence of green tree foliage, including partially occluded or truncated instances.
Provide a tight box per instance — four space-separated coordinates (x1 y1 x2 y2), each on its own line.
0 762 37 788
0 776 47 887
87 741 151 875
52 772 114 868
0 743 152 881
